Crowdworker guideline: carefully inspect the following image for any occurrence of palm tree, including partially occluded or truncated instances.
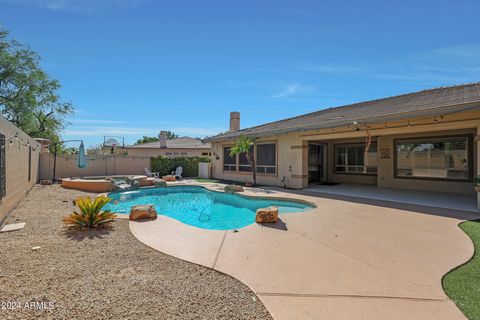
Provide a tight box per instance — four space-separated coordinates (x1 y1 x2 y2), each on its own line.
230 135 256 186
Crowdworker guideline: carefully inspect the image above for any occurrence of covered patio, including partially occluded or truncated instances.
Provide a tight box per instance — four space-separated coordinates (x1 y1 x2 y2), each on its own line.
305 183 478 213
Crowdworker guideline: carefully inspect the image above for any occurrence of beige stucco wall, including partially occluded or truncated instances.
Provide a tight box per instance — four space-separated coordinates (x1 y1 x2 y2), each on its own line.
210 109 480 195
0 117 41 223
211 133 307 189
39 153 151 180
126 148 210 158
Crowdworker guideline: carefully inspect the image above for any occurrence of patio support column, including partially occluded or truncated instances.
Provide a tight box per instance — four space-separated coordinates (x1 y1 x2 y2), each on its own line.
477 126 480 209
301 140 309 188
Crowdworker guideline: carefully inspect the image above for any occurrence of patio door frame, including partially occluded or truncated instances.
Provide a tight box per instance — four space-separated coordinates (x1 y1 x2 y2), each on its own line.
308 142 328 184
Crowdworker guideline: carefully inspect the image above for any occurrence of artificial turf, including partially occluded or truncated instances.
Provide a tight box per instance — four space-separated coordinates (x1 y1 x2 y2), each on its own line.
443 219 480 320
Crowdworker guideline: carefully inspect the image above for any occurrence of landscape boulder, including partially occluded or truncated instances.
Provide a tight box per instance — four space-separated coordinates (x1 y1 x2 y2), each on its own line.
129 204 157 221
255 206 278 223
224 185 244 193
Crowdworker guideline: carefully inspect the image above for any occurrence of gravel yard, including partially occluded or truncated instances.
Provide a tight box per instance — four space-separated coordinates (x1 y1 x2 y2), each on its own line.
0 185 272 320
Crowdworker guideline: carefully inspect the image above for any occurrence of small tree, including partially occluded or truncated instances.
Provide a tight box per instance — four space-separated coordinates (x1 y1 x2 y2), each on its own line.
0 27 74 141
135 131 178 145
135 136 159 145
230 136 256 185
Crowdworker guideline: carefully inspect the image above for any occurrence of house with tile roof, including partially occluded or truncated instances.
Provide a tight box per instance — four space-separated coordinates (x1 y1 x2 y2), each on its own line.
205 82 480 206
126 131 211 157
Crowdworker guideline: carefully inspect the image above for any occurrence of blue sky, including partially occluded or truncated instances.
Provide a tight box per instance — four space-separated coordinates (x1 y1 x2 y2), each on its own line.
1 0 479 147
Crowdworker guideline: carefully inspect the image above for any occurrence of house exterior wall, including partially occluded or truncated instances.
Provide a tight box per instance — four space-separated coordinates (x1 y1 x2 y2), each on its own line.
126 148 211 158
211 132 307 189
210 109 480 196
0 116 41 223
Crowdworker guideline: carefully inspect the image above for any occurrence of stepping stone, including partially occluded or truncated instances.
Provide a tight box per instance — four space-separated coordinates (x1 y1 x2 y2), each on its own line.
1 222 26 233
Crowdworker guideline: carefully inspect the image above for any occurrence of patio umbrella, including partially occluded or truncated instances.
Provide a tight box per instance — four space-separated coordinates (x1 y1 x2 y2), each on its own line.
77 142 87 168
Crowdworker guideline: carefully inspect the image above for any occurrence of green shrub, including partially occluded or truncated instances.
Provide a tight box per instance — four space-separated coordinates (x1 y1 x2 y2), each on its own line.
475 175 480 186
150 156 211 177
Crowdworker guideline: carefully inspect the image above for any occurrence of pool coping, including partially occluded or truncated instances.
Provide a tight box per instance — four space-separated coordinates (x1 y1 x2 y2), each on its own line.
100 182 318 220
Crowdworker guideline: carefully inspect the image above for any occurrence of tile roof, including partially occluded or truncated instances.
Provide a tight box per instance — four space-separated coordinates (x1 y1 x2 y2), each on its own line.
205 82 480 141
126 137 211 149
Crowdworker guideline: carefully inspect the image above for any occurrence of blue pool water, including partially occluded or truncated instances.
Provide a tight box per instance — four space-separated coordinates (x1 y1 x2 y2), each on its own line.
104 186 314 230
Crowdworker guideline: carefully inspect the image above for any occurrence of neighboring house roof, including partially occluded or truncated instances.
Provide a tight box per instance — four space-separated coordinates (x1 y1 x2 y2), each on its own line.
126 137 211 149
205 82 480 142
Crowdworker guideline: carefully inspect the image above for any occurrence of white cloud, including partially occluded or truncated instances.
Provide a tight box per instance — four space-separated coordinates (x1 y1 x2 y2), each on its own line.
69 119 127 125
64 125 225 138
295 62 360 74
284 43 480 86
64 126 156 137
272 83 314 99
432 43 480 60
168 127 225 136
0 0 151 13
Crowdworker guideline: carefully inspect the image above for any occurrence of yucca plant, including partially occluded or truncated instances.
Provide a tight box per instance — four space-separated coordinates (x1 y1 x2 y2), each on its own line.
63 195 115 228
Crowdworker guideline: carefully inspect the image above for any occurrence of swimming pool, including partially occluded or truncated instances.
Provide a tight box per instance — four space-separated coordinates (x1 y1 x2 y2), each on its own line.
104 186 314 230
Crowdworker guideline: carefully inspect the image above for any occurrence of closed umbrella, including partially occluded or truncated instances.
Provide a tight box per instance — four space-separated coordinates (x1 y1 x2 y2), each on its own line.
78 142 87 168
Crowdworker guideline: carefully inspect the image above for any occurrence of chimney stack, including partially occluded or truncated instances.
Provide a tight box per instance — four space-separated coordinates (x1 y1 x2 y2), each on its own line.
229 111 240 132
158 131 167 148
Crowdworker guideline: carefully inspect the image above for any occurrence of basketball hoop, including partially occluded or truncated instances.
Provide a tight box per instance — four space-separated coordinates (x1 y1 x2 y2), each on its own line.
103 136 124 148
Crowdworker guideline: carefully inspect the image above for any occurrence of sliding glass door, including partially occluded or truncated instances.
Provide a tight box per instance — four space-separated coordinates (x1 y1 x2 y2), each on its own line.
308 143 327 184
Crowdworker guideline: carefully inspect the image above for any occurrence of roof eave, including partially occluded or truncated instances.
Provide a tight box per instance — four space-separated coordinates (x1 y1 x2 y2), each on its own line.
205 101 480 143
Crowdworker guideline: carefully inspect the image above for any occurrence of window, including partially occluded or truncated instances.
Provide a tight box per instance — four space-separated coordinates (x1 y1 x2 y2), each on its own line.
395 136 470 180
28 146 32 182
335 143 377 174
256 143 276 174
239 145 254 172
223 146 237 171
0 133 5 198
224 143 277 174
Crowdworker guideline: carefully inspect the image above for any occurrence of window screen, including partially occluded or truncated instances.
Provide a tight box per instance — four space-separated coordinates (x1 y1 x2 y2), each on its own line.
256 143 276 174
238 145 253 172
28 146 32 182
223 146 237 171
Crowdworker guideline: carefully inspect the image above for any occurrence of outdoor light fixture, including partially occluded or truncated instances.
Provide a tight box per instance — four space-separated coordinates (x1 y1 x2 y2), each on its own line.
352 121 360 131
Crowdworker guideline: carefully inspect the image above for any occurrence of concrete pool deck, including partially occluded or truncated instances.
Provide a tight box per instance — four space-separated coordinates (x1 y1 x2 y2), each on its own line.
129 182 478 319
